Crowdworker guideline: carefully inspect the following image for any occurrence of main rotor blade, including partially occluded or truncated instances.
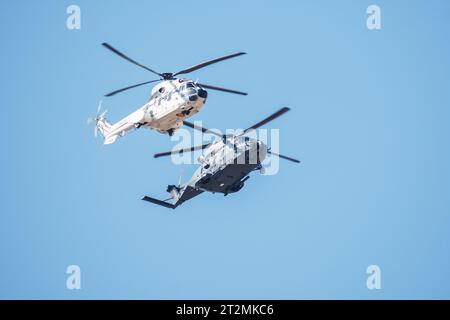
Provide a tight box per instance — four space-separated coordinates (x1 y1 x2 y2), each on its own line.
104 79 160 97
154 143 210 158
102 42 162 77
268 150 301 163
173 52 246 77
243 107 290 134
198 83 247 96
183 121 223 138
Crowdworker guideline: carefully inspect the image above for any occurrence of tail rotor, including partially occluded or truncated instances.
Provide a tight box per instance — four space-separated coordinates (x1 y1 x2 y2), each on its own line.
87 101 108 138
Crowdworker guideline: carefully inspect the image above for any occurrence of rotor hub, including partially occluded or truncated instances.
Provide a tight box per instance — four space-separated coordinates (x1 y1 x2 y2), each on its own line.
161 73 174 80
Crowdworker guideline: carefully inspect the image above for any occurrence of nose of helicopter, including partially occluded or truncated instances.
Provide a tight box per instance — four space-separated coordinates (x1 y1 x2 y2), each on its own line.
197 88 208 99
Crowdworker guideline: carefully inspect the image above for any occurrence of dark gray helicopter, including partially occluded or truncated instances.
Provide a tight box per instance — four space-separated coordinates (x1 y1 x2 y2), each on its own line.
142 107 300 209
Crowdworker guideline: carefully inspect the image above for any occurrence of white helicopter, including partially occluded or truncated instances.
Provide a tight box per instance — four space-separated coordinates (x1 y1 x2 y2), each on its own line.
89 43 247 144
143 107 300 209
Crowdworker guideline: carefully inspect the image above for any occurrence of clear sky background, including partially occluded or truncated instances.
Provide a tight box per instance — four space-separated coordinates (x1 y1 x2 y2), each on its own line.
1 0 449 299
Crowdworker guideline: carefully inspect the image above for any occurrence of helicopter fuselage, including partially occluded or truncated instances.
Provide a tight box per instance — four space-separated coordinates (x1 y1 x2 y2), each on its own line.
140 79 208 134
96 79 207 144
149 137 267 208
173 137 267 204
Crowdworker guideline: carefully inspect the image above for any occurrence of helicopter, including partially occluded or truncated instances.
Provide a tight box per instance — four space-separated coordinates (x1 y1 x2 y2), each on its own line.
89 43 247 144
142 107 300 209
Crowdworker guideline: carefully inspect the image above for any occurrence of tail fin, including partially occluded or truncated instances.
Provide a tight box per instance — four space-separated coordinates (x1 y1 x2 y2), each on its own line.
141 186 181 210
141 196 176 209
88 101 118 145
141 185 203 210
96 118 118 145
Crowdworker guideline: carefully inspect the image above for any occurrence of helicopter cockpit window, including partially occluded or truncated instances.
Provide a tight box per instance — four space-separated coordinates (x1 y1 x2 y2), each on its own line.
186 82 195 88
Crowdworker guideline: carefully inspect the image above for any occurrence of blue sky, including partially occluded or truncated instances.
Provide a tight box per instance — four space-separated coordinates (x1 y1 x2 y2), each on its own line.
1 0 450 299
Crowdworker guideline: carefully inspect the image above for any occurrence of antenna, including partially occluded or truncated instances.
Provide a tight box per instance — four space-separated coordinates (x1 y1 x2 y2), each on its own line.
178 170 184 188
